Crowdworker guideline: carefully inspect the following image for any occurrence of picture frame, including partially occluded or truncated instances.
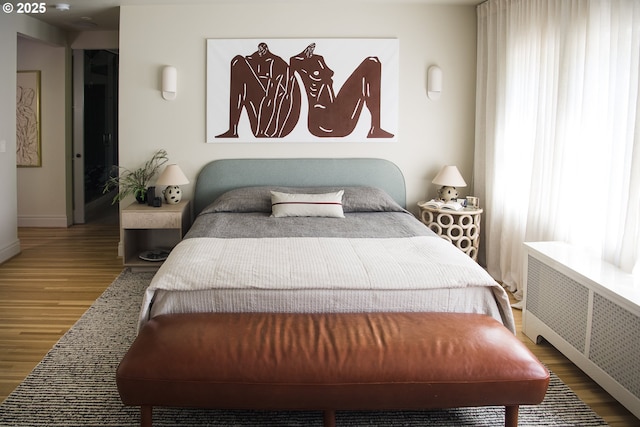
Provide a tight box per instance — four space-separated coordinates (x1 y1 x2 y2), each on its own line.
207 38 399 143
16 70 42 167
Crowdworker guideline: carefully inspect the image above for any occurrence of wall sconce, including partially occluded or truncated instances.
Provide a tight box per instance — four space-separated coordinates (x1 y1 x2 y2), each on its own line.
162 66 177 100
427 65 442 100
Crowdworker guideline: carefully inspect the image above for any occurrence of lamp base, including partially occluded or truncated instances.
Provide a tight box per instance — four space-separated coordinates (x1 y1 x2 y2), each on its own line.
163 185 182 204
438 186 459 202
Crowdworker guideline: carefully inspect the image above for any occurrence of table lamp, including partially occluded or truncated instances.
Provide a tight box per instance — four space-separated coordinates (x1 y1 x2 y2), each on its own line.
432 165 466 202
155 164 189 204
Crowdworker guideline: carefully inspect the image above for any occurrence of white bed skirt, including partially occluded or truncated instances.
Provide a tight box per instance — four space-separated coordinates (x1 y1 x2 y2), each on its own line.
139 237 515 333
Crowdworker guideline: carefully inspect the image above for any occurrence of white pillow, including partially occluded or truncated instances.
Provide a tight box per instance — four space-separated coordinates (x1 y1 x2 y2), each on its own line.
270 190 345 218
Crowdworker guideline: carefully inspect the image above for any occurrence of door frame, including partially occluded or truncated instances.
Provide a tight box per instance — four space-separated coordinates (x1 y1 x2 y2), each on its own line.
72 49 85 224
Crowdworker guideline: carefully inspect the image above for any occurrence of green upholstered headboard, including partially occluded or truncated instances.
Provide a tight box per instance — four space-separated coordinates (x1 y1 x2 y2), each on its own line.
193 158 406 215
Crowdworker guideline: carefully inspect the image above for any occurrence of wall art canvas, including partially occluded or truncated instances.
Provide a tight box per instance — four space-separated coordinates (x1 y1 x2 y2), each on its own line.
16 70 42 167
207 38 398 143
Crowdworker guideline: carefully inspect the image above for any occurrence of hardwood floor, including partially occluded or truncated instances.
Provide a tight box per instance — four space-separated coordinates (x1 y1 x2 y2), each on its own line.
0 215 638 426
0 210 121 403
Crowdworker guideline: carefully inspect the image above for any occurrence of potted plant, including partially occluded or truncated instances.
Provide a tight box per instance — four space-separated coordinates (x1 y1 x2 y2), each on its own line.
103 149 169 204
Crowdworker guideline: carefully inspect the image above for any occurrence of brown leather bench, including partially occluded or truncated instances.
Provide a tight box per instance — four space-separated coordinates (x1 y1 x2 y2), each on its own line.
117 312 549 427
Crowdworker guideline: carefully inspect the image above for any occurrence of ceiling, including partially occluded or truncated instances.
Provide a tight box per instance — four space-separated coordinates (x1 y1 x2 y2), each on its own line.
33 0 484 32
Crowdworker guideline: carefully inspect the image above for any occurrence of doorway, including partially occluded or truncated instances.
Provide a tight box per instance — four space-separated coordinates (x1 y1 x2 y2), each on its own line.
73 49 119 224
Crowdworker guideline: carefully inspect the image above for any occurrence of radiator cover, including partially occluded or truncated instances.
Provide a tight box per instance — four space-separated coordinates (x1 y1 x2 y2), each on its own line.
523 242 640 420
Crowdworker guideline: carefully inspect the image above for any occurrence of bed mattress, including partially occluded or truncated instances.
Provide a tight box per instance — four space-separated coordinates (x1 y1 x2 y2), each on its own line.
140 186 515 333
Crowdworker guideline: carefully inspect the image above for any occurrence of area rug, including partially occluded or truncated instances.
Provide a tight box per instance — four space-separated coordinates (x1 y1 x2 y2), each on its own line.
0 270 608 426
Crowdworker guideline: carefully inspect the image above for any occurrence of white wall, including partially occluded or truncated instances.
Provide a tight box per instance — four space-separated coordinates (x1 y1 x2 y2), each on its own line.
0 13 68 263
17 36 71 227
0 13 20 263
70 31 119 50
118 3 478 211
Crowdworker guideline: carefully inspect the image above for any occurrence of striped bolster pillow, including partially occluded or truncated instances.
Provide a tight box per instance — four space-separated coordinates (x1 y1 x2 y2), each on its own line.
270 190 345 218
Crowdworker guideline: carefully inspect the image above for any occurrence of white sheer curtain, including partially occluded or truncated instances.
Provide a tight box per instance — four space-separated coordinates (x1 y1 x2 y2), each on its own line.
475 0 640 297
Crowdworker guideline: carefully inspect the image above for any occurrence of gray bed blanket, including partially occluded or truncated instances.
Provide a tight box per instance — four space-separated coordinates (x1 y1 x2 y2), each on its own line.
185 186 434 239
185 211 434 239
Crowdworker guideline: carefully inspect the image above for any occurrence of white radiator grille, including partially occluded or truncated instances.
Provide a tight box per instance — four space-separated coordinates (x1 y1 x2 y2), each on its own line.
590 294 640 399
525 243 640 419
526 256 589 352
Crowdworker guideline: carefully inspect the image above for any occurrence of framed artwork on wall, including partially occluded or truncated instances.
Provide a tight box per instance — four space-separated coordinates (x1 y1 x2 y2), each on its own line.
16 70 42 167
207 38 399 143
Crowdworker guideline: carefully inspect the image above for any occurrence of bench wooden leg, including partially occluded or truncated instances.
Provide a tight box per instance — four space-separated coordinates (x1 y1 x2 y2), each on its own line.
323 409 336 427
141 405 153 427
505 405 519 427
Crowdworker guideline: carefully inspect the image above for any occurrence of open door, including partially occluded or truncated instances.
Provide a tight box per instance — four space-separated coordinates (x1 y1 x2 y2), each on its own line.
73 49 119 224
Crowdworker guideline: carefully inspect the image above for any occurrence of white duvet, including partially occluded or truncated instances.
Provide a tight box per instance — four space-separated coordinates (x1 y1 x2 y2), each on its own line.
139 236 514 332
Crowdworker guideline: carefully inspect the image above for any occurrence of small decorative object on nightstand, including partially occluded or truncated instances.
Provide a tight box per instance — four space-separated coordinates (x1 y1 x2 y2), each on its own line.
121 200 191 270
156 164 190 204
418 201 483 261
432 165 467 202
102 149 169 205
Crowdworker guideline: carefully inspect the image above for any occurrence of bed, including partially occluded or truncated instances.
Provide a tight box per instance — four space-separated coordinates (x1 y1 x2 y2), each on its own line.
137 158 515 333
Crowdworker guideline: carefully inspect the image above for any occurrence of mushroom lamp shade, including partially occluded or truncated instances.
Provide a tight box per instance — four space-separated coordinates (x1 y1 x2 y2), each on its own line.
432 165 467 202
155 164 189 204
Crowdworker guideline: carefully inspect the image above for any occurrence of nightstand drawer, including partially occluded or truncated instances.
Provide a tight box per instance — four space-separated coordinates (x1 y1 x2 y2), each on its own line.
122 211 183 229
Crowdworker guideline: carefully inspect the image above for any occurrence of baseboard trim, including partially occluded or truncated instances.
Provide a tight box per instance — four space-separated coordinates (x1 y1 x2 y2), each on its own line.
0 239 21 264
18 215 70 228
